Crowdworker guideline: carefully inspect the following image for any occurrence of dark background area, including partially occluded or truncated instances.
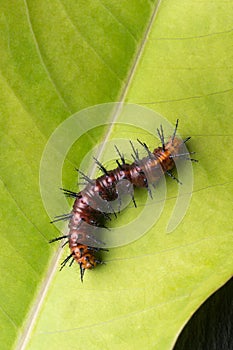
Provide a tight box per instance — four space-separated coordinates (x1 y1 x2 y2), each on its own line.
174 277 233 350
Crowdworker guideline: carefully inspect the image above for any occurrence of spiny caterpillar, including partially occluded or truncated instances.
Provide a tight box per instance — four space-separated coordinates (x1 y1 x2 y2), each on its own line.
50 120 196 281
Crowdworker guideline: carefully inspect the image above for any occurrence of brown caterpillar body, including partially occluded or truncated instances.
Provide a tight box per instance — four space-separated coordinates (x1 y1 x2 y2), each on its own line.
50 120 196 281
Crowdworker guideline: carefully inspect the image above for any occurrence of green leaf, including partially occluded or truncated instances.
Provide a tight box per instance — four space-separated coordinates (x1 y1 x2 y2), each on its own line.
0 1 232 349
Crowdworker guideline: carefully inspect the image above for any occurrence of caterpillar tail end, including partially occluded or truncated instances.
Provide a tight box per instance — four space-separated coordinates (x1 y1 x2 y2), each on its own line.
77 253 104 282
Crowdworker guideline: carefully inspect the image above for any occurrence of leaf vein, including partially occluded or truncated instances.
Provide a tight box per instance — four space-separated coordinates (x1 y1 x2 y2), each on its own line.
23 0 72 113
137 87 233 105
59 0 123 83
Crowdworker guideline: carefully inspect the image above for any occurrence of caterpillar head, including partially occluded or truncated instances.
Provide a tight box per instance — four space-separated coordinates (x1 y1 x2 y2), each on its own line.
78 253 102 282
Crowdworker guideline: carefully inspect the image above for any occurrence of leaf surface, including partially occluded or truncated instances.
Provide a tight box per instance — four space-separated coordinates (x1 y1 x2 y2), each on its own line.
0 1 232 349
